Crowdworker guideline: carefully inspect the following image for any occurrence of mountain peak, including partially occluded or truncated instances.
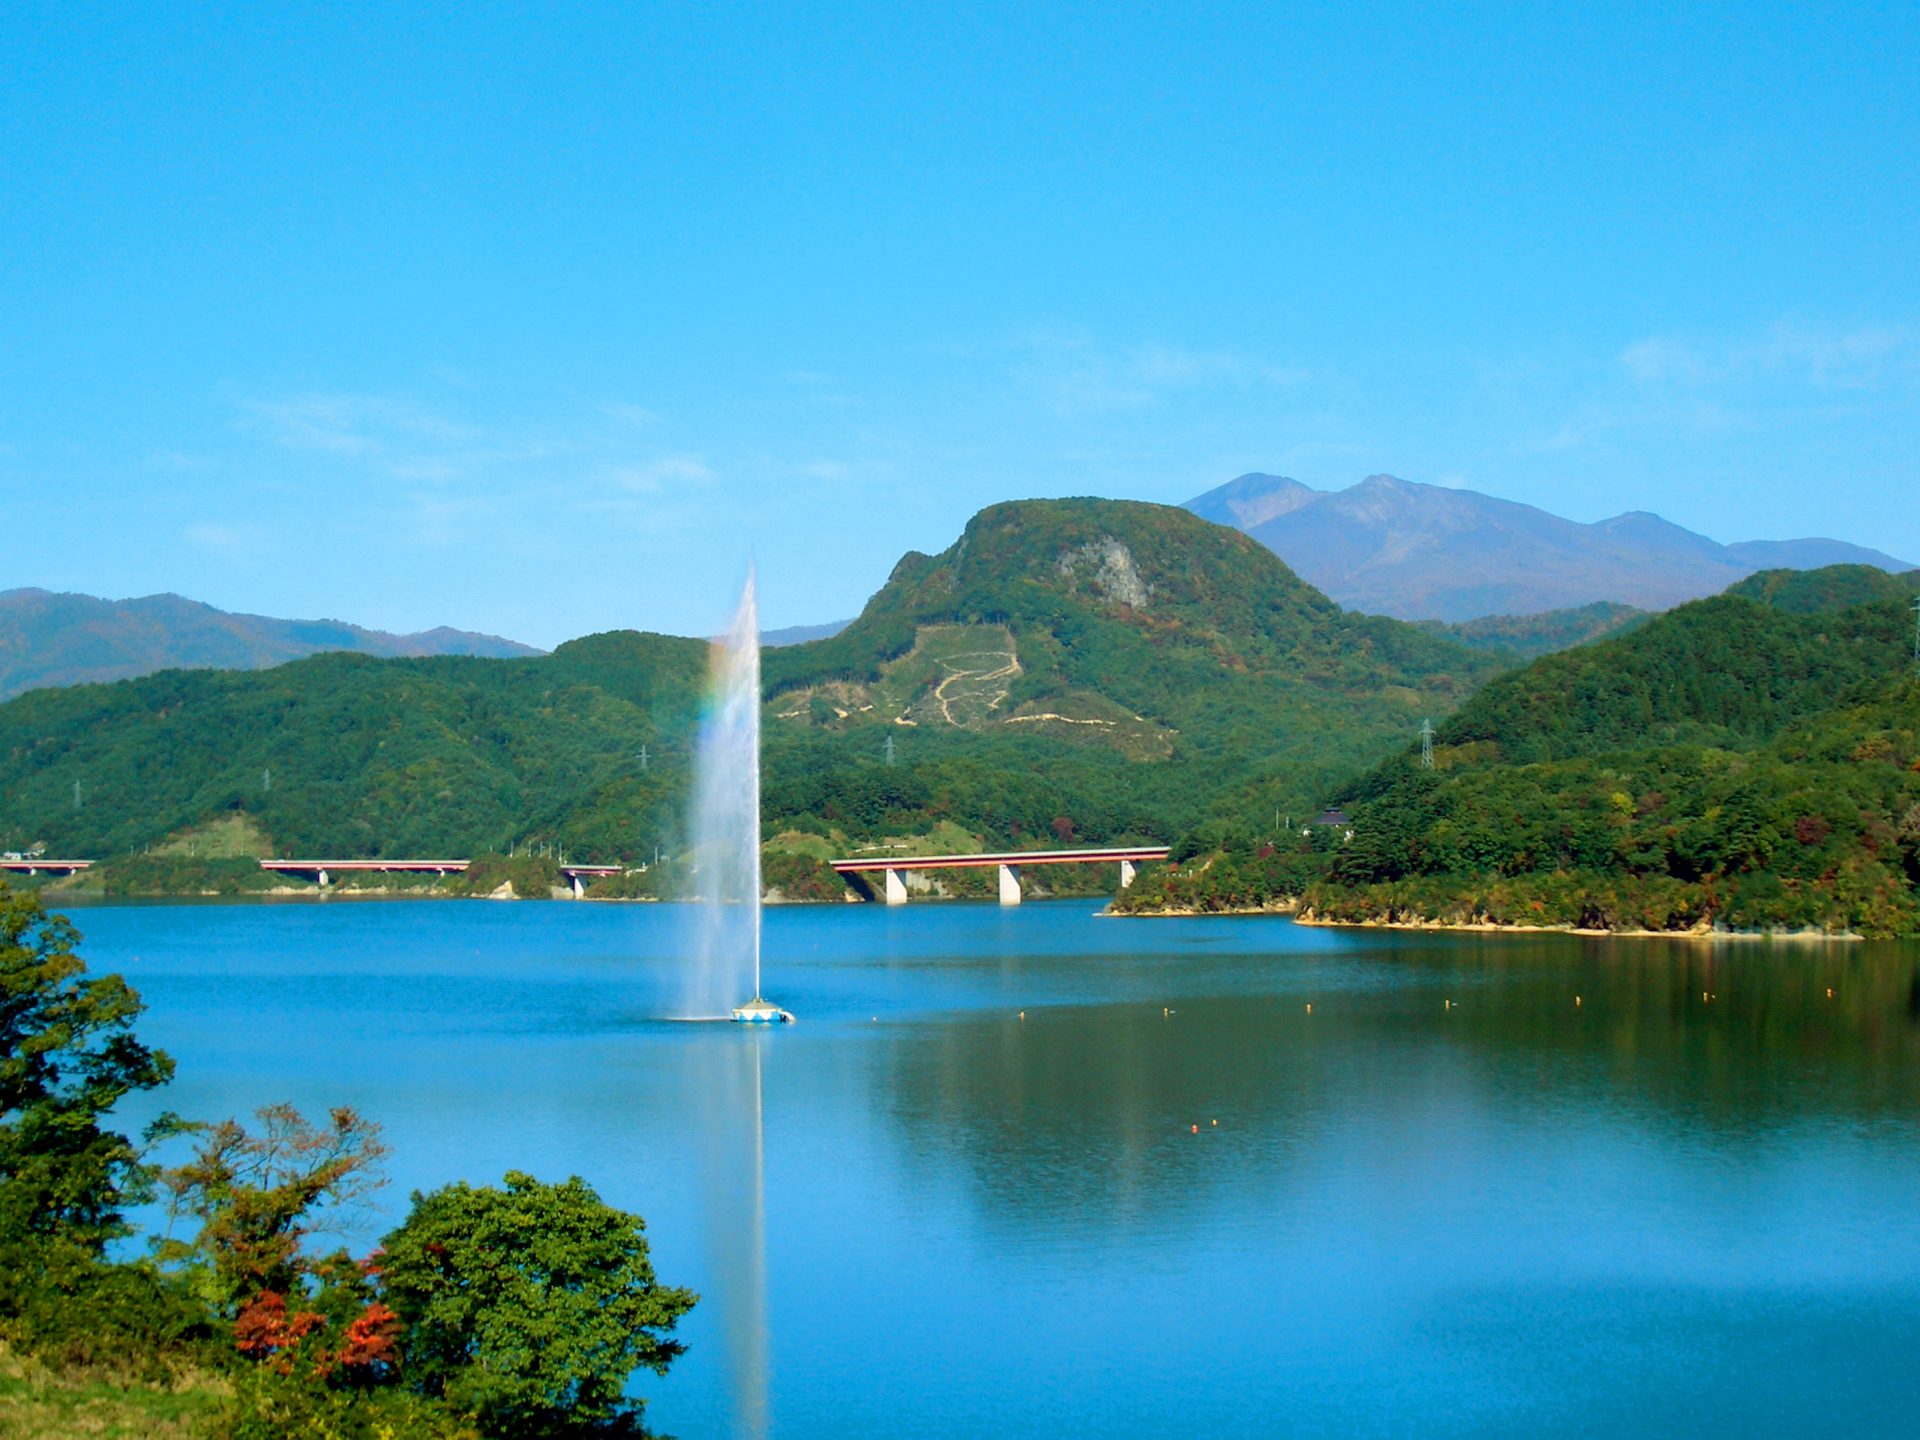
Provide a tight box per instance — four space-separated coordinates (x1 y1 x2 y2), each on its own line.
1185 473 1916 621
1183 473 1322 531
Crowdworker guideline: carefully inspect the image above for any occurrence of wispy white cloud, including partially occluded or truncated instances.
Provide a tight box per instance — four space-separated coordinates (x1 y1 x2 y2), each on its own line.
1502 320 1917 463
1621 323 1913 389
601 455 718 493
185 521 253 551
604 402 662 428
793 459 853 482
244 392 479 459
150 449 217 472
1005 328 1310 415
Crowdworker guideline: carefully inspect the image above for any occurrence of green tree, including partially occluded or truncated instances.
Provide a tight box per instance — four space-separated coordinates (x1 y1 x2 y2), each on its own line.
0 881 175 1256
161 1103 389 1313
379 1171 696 1436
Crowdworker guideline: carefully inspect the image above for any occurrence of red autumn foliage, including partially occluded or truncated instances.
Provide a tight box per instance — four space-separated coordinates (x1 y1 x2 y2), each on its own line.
233 1291 326 1373
234 1289 402 1383
334 1302 401 1379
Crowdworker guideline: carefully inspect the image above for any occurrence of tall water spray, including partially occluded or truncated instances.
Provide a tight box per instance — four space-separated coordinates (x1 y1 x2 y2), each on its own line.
687 570 786 1020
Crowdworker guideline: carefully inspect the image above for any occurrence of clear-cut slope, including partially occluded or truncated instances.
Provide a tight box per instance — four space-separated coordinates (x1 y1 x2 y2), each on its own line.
1185 473 1914 621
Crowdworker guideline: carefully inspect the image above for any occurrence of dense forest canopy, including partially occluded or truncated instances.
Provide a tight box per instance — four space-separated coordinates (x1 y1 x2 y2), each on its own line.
0 499 1500 867
1121 570 1920 935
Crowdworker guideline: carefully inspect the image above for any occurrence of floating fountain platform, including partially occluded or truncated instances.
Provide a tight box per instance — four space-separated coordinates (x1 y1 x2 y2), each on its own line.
732 996 794 1025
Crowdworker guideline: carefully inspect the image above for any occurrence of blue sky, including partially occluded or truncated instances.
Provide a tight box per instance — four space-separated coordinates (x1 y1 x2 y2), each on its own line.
3 2 1915 646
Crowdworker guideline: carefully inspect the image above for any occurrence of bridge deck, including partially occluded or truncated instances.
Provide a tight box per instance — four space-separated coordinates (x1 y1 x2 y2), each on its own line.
259 860 623 876
831 845 1168 874
261 859 471 872
0 859 94 872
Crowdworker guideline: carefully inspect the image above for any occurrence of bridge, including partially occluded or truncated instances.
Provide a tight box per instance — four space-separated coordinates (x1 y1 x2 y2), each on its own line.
260 859 623 897
831 844 1169 906
0 858 94 877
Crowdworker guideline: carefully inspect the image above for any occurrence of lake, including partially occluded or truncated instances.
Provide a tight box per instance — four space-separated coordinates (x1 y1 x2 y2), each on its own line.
69 897 1920 1437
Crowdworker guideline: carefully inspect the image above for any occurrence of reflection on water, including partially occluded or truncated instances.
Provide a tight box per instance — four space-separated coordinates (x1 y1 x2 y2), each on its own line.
691 1031 770 1437
79 900 1920 1438
880 936 1920 1238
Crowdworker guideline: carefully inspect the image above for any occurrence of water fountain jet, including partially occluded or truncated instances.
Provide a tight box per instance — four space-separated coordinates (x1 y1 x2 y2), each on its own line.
688 568 792 1024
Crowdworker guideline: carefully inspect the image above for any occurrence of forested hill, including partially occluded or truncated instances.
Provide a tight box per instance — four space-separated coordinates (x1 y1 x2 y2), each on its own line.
0 631 709 862
1120 566 1920 935
757 499 1500 831
1418 570 1920 765
1414 601 1647 661
0 499 1501 867
1720 563 1920 615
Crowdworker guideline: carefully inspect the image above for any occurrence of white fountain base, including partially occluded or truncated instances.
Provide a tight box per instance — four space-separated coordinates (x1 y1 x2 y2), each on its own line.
732 996 794 1024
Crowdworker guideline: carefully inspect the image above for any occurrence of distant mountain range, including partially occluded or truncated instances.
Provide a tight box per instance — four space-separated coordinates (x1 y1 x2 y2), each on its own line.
1185 473 1915 621
0 588 543 701
761 619 854 648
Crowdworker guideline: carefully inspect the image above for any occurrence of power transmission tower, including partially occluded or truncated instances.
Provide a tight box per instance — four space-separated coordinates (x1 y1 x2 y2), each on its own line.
262 767 272 794
1912 596 1919 669
639 745 649 771
1419 718 1435 769
884 733 896 767
73 780 82 811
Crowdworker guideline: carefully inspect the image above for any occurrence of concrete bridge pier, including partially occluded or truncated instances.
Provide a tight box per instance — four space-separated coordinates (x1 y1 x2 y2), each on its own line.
571 873 585 898
884 868 909 906
998 863 1023 906
1120 859 1138 888
316 868 329 888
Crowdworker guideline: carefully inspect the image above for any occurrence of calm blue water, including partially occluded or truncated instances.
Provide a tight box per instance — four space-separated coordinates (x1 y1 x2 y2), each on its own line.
70 898 1920 1437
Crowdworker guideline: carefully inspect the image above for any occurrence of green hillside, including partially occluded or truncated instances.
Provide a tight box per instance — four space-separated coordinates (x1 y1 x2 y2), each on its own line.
1416 601 1647 660
1721 563 1920 615
0 500 1501 879
0 631 707 863
1425 584 1914 763
1120 569 1920 935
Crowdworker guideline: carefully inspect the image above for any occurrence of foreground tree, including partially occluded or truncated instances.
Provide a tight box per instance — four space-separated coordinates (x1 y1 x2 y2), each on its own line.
0 881 175 1258
161 1102 389 1312
379 1172 696 1436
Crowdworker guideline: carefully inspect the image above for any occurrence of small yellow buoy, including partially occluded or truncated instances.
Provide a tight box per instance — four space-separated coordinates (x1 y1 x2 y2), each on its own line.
1211 1119 1218 1127
1019 1011 1025 1020
1306 1003 1313 1014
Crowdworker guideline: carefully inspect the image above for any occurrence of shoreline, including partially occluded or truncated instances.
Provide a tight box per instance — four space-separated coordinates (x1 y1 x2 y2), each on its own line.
1110 898 1860 941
